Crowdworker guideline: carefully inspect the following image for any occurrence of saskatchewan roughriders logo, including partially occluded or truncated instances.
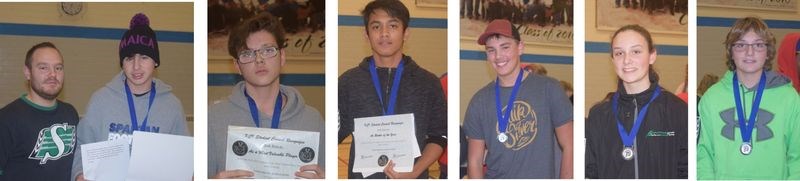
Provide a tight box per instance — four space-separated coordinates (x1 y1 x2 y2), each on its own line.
28 123 76 164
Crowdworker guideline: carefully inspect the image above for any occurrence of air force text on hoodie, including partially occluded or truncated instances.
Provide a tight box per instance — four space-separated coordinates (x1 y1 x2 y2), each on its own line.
71 72 189 180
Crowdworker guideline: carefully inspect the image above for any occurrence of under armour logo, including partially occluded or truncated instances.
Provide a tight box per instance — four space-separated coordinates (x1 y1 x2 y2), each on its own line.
719 108 774 141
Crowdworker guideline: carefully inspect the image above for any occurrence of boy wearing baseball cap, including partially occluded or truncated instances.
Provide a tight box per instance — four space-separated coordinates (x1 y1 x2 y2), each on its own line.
463 19 573 179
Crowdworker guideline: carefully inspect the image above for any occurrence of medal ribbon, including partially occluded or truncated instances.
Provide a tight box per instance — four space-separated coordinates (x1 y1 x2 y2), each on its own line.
495 68 524 135
613 85 661 148
124 80 156 131
244 89 283 128
733 71 766 145
369 58 404 115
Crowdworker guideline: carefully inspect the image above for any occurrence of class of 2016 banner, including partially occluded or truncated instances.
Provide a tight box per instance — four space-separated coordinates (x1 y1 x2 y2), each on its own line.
699 0 797 12
459 1 574 47
460 19 573 46
208 31 325 60
595 0 688 34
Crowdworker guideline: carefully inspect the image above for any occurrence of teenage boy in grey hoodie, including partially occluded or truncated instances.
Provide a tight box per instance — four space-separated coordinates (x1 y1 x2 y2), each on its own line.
207 13 325 179
71 13 189 181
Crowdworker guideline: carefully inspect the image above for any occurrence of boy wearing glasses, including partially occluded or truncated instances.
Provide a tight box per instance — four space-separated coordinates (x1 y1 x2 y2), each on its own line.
697 16 800 179
207 13 325 179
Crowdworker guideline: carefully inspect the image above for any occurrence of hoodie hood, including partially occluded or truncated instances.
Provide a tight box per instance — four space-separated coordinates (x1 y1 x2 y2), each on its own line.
227 81 308 123
777 32 800 93
105 71 174 97
719 70 792 92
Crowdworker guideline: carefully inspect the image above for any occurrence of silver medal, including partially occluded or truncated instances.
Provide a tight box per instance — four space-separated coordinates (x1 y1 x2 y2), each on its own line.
741 142 752 155
621 147 634 160
497 133 508 143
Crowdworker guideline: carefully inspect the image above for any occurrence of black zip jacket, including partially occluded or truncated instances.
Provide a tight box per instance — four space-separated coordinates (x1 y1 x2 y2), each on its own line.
338 55 447 179
585 75 688 179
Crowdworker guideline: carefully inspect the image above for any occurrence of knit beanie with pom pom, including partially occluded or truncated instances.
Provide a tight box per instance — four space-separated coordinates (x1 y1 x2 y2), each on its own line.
119 13 160 67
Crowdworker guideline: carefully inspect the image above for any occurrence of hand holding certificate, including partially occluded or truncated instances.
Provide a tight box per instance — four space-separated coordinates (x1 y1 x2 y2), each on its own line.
127 132 194 181
80 131 193 181
352 113 420 174
226 126 320 179
81 139 130 181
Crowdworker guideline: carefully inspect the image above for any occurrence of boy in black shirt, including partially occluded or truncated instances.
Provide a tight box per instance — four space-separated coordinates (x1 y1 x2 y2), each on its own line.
338 0 447 179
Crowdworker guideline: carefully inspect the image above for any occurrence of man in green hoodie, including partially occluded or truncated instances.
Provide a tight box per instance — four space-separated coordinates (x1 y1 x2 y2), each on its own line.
697 16 800 179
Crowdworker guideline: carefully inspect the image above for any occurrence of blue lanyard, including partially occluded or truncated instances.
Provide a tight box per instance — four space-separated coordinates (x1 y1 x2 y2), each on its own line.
613 85 661 147
368 58 404 115
244 89 283 128
124 80 156 132
732 71 766 144
495 68 524 134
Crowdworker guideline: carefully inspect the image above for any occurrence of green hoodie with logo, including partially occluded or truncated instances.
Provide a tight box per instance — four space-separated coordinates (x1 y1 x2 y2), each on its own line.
698 71 800 179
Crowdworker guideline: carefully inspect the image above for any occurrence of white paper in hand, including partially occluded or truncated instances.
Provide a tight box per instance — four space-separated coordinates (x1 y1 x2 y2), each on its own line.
126 131 193 181
80 139 130 181
352 113 417 174
226 126 320 179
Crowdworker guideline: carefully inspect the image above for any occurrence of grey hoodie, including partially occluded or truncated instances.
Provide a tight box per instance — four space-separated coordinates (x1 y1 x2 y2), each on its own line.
71 72 189 180
207 82 325 177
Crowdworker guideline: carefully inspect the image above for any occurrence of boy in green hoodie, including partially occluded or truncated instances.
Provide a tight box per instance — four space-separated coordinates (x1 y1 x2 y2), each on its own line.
697 16 800 179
